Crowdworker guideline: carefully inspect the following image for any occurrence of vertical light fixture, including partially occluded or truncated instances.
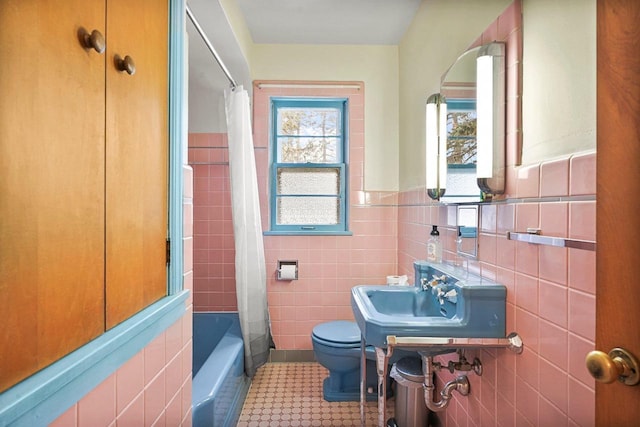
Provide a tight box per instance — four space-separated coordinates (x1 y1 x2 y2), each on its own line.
426 93 447 200
476 42 505 195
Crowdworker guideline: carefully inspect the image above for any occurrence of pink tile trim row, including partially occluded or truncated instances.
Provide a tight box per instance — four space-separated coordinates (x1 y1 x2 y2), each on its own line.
515 150 596 199
540 157 569 197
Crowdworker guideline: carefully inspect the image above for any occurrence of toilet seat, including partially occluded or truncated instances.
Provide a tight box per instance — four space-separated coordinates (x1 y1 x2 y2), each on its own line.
312 321 361 348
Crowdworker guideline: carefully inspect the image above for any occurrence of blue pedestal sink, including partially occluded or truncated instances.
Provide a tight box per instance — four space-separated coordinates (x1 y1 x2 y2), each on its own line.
351 261 507 348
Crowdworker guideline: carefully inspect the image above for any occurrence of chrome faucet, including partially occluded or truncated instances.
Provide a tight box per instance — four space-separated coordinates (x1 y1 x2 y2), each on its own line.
420 274 447 291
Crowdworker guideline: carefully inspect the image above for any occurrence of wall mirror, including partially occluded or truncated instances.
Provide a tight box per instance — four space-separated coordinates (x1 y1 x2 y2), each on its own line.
457 205 478 258
440 47 482 203
432 42 505 203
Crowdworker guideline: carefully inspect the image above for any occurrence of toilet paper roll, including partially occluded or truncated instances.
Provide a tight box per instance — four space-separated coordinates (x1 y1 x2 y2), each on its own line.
387 275 408 286
279 264 297 280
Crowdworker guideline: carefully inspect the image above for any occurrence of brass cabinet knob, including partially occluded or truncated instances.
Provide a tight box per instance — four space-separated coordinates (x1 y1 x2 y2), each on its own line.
80 29 106 54
114 54 136 75
585 348 640 386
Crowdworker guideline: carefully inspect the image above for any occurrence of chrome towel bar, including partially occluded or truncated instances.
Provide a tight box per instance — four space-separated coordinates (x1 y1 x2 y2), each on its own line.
507 231 596 251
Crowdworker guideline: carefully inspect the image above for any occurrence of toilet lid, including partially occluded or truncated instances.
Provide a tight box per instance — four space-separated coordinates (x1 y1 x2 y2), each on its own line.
312 321 361 345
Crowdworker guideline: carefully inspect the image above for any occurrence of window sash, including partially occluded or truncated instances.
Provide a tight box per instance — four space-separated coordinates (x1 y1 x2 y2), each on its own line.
270 163 346 232
273 98 345 164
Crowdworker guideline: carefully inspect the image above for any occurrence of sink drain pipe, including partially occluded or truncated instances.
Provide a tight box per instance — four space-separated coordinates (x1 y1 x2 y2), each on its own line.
366 334 524 427
384 333 524 413
421 355 470 412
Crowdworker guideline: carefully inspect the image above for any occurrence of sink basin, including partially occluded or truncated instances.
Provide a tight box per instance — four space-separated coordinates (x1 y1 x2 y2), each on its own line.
351 261 506 348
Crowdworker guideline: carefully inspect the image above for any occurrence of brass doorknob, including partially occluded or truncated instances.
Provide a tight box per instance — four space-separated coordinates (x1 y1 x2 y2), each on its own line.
585 348 640 386
114 54 136 75
80 29 106 54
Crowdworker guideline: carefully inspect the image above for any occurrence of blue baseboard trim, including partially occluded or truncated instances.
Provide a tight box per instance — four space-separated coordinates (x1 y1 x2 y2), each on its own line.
0 291 189 427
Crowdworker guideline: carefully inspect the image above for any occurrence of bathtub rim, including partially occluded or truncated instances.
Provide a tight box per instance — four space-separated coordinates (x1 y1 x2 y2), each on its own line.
191 311 249 426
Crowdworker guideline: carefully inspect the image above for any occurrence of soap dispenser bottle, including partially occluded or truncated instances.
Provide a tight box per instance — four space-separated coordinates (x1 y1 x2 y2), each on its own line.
427 225 442 263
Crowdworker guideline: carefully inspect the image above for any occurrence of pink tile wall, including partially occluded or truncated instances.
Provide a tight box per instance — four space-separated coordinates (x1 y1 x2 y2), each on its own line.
255 81 399 350
50 167 195 427
398 153 596 426
399 152 596 427
191 81 399 348
188 133 237 312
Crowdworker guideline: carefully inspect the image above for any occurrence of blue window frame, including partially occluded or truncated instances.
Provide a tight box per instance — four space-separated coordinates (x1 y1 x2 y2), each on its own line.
268 98 350 235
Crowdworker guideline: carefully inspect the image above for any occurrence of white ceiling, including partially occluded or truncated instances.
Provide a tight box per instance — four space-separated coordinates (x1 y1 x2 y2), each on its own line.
236 0 422 45
186 0 422 132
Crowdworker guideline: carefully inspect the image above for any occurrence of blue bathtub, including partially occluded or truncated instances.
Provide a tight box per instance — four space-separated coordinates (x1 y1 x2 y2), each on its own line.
192 312 250 427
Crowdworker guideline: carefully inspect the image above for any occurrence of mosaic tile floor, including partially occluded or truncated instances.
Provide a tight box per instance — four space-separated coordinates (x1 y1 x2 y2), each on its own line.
238 362 393 426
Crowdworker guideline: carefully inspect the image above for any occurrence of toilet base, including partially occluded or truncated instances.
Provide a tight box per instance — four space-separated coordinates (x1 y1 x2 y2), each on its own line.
321 358 394 402
322 377 379 402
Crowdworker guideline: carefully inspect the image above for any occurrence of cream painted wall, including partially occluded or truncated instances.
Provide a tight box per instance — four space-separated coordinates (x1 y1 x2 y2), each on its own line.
219 0 254 71
216 1 400 191
251 44 400 191
215 0 596 190
521 0 596 165
398 0 512 191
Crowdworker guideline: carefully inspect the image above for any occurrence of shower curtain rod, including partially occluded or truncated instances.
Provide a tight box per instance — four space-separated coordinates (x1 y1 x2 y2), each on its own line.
186 3 238 89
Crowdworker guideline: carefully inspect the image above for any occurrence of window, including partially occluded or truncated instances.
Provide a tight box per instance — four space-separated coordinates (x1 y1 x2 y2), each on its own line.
269 98 349 234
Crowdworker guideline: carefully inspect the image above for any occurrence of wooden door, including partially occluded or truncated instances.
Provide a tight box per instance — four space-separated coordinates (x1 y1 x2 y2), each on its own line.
105 0 169 328
596 0 640 425
0 0 106 391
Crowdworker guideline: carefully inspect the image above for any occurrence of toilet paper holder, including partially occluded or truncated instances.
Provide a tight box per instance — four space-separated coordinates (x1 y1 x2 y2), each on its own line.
277 260 298 281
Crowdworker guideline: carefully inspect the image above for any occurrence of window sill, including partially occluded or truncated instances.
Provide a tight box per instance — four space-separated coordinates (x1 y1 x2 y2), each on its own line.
0 290 189 427
263 230 353 236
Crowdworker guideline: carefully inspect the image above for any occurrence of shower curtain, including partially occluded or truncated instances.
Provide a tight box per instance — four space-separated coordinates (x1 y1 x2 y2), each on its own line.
224 86 273 377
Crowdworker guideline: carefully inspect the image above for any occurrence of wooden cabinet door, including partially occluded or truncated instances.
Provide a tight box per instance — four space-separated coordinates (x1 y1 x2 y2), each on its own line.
0 0 106 391
105 0 169 328
596 0 640 424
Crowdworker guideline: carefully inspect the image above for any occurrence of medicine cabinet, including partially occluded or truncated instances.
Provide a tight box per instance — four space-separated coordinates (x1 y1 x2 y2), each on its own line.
427 41 506 203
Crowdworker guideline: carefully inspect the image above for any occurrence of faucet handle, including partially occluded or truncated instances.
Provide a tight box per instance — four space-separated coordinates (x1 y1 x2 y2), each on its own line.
421 274 447 290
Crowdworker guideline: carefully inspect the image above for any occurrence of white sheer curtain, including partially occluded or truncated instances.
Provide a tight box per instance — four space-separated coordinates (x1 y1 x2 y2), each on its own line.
224 86 273 377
